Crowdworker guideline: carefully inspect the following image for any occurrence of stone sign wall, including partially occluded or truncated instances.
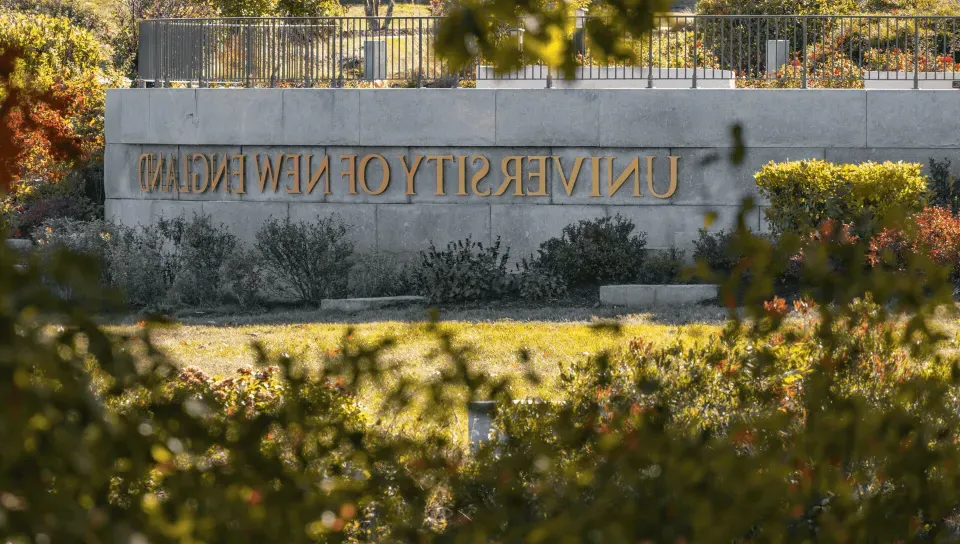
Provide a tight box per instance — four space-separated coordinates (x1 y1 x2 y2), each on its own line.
105 88 960 259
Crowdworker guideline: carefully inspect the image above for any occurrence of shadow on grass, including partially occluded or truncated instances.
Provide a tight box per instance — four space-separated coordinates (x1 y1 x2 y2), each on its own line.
105 292 730 327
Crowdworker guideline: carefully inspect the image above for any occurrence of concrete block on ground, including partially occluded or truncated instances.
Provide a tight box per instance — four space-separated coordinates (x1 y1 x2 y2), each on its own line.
281 89 360 146
376 203 490 255
409 147 552 204
6 239 33 252
599 284 719 307
867 92 960 148
495 90 601 147
599 90 867 148
467 400 497 448
320 295 425 312
289 202 377 253
195 89 283 145
359 90 496 146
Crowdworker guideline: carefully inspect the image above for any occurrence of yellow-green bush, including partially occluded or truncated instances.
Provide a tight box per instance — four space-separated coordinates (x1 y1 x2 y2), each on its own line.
754 159 928 235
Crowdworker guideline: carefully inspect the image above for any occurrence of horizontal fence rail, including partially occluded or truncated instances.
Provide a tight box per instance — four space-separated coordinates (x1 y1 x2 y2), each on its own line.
138 15 960 88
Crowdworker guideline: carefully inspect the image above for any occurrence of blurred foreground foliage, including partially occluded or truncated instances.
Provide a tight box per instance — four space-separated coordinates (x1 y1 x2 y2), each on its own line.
6 199 960 542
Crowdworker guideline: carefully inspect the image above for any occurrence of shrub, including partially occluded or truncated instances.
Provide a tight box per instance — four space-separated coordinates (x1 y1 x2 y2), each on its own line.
0 13 121 186
276 0 344 15
10 195 960 542
755 159 928 237
415 237 512 303
928 158 960 213
692 228 740 274
536 214 647 286
103 222 173 308
869 206 960 282
211 0 278 16
156 214 240 307
347 252 416 298
255 216 354 304
513 259 568 300
3 175 101 237
38 215 251 309
637 246 686 284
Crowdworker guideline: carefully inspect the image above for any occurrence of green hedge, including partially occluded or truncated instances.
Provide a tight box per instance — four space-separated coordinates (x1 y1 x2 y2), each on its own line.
754 159 928 235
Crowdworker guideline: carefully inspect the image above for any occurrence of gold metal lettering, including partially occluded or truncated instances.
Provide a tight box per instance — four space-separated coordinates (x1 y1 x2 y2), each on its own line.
256 153 284 193
191 154 210 193
471 156 491 197
607 156 641 197
165 154 178 193
341 155 358 194
306 154 331 195
553 156 585 196
209 154 228 192
146 154 162 192
589 157 602 197
527 156 548 196
285 154 301 194
230 154 246 194
138 154 150 192
646 156 679 199
456 155 468 196
358 154 390 195
495 156 524 196
397 154 423 195
427 155 454 195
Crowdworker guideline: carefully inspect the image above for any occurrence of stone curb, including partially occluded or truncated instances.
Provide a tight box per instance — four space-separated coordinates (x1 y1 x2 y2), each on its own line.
5 239 33 252
320 295 427 312
599 284 719 307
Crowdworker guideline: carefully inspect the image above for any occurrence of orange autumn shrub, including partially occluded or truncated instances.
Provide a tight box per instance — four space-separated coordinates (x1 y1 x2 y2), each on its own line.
869 206 960 280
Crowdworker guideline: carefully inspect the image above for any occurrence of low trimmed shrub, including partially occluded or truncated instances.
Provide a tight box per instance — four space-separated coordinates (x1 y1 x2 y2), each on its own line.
513 259 568 300
415 237 512 303
536 214 647 286
255 216 354 304
755 159 928 236
157 214 239 307
103 222 174 308
347 252 416 298
637 246 686 284
928 158 960 213
38 214 255 309
692 228 741 275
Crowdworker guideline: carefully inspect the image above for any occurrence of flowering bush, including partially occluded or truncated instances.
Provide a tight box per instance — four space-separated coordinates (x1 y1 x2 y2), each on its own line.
863 48 960 72
869 206 960 282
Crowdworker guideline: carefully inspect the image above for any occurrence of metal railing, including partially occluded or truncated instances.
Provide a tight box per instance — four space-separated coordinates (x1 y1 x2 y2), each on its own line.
138 15 960 88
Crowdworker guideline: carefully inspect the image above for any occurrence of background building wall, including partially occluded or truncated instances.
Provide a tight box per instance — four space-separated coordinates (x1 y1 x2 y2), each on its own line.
105 88 958 259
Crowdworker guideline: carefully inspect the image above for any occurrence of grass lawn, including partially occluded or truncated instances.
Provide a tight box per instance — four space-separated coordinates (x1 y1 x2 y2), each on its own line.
105 302 726 440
